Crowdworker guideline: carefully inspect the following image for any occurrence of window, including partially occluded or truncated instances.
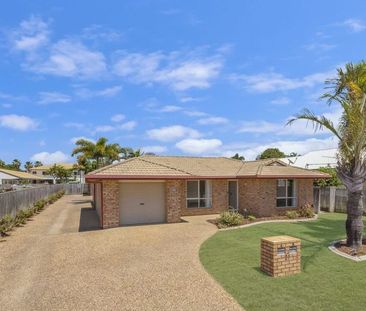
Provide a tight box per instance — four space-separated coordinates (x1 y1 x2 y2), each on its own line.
186 180 212 208
276 179 296 207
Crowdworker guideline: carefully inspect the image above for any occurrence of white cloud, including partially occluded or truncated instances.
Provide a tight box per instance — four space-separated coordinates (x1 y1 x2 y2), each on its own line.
70 136 95 144
230 69 335 93
38 91 71 104
96 85 122 97
238 107 341 136
119 121 137 130
33 39 107 78
221 137 338 160
176 138 222 154
0 114 38 131
114 51 222 90
239 121 282 134
111 114 125 122
11 15 49 52
198 116 228 125
342 19 366 32
82 25 122 42
160 105 182 112
304 43 336 52
142 145 167 153
271 97 290 105
63 122 86 129
147 125 201 142
75 85 122 98
183 110 209 117
94 121 137 133
31 151 69 164
180 96 201 103
94 125 115 133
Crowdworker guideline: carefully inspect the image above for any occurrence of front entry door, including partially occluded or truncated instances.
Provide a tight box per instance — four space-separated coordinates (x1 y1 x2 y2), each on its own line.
228 181 238 210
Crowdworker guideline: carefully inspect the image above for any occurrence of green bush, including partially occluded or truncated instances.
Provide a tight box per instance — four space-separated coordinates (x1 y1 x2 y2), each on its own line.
298 203 315 218
0 214 14 235
248 215 256 222
217 211 244 228
286 211 299 219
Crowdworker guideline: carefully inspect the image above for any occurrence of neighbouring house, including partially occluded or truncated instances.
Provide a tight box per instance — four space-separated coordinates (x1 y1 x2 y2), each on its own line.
30 163 85 184
86 156 328 229
0 168 47 186
284 148 337 169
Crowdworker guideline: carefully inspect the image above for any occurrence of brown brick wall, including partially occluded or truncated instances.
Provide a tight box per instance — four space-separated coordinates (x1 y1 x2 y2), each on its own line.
261 237 301 277
238 178 314 217
181 179 228 216
165 180 183 223
102 181 120 229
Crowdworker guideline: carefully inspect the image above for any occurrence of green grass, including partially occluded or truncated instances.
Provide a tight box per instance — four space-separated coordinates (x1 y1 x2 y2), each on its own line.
200 213 366 311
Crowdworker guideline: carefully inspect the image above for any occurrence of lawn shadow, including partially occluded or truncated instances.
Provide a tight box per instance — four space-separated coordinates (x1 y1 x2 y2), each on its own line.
79 207 100 232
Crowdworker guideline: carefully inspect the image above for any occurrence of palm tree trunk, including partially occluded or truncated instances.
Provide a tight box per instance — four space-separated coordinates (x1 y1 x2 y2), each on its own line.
346 190 364 249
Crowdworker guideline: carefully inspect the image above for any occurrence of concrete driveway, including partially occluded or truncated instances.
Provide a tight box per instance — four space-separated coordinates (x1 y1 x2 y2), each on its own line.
0 195 243 311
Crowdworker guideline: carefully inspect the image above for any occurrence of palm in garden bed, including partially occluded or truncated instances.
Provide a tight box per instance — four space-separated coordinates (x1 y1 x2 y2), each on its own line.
288 62 366 250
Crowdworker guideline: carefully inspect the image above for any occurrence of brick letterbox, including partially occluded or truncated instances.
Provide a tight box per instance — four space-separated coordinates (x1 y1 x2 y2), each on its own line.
261 235 301 277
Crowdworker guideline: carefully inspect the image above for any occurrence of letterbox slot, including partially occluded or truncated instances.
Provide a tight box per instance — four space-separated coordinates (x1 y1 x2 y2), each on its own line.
277 247 285 256
289 246 297 254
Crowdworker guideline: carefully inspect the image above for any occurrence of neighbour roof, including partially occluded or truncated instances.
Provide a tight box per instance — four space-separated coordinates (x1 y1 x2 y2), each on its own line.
31 163 76 170
283 148 338 169
0 168 45 180
86 156 329 180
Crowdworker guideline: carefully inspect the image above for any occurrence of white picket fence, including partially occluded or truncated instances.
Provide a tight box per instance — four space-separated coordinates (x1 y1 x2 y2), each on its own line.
0 184 90 218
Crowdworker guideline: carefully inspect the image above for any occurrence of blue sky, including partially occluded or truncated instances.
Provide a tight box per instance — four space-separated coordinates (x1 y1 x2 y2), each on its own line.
1 0 366 165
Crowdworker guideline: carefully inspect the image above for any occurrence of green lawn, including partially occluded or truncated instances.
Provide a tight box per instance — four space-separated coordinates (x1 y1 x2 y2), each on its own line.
200 213 366 311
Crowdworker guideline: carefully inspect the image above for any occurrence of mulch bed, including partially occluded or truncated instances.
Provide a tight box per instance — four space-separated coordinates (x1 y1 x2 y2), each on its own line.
209 216 312 228
334 239 366 256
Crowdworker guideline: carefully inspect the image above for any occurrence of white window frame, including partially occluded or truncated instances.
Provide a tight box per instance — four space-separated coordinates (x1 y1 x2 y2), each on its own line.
186 180 212 208
276 179 297 208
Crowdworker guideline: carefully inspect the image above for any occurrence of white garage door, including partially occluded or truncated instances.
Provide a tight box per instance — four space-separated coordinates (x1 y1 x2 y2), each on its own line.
119 182 166 225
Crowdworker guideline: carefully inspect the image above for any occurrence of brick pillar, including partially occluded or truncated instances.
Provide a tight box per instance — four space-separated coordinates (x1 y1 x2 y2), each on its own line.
166 180 183 223
261 236 301 277
102 181 120 228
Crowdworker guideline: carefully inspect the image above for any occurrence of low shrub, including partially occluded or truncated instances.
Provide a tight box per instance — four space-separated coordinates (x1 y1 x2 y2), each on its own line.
298 203 315 218
217 211 244 228
248 215 256 222
286 211 299 219
0 190 65 238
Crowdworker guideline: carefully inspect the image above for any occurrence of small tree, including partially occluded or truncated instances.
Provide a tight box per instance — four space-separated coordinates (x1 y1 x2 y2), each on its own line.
314 167 342 187
46 165 72 183
231 153 245 160
257 148 286 159
24 161 33 172
34 161 43 167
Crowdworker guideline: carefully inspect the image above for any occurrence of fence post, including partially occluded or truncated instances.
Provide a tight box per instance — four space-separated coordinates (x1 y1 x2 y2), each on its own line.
329 186 336 213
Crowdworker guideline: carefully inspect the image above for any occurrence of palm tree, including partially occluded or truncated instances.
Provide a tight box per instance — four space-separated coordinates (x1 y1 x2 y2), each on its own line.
11 159 21 171
288 62 366 251
24 161 33 172
72 137 122 169
34 161 43 167
120 147 144 159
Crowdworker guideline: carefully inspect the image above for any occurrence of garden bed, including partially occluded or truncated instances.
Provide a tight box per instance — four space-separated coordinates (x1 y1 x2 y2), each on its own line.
329 239 366 261
209 215 316 229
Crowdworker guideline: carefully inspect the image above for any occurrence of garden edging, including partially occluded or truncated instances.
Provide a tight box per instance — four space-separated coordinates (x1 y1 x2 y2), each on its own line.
328 240 366 262
218 214 318 231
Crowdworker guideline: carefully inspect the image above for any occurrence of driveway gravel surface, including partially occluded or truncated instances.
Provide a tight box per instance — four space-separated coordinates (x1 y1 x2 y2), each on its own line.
0 195 243 311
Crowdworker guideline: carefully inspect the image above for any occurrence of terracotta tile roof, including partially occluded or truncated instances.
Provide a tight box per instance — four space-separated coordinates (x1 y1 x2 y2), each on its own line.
86 156 329 180
0 168 46 180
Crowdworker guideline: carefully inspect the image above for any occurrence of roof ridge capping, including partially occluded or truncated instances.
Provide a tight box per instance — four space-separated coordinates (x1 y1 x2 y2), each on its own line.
139 156 193 176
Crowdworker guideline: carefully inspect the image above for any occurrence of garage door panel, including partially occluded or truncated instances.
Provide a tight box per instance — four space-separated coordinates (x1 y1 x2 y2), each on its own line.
119 182 166 225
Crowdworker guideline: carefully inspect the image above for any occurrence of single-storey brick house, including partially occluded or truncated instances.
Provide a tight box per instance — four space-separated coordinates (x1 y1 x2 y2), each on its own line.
86 156 328 229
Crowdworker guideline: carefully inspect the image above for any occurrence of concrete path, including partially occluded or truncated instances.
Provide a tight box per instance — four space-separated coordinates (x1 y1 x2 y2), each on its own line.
0 195 243 311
